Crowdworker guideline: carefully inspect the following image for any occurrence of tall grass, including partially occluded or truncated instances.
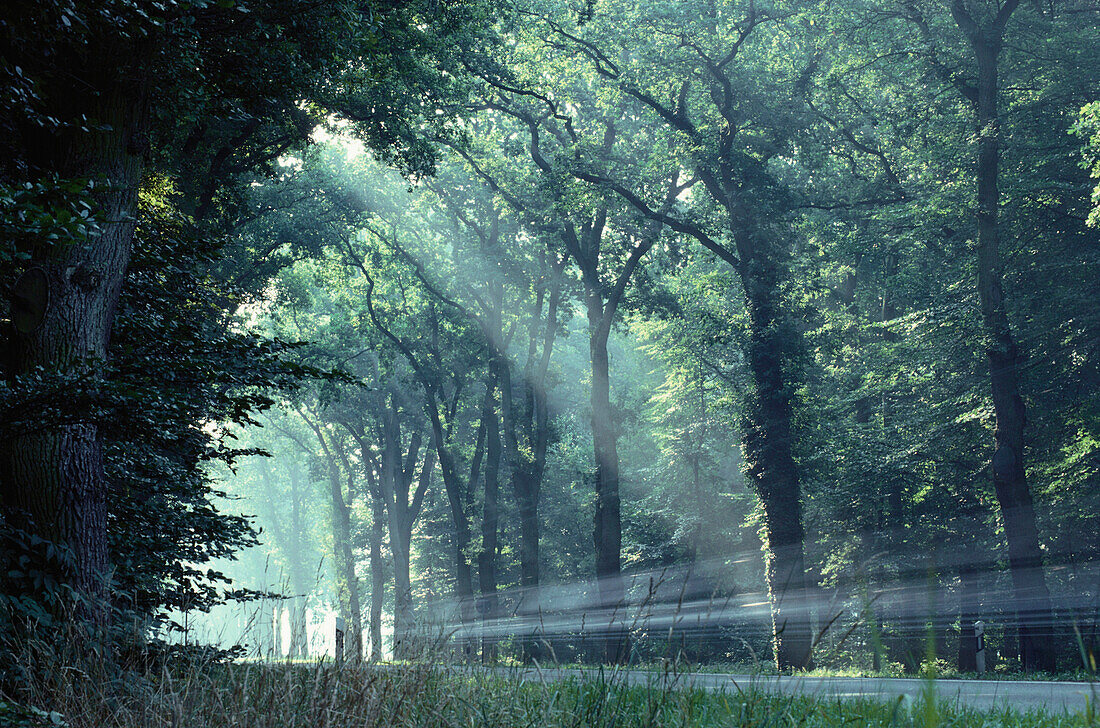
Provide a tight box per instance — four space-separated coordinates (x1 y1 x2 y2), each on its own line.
3 635 1097 728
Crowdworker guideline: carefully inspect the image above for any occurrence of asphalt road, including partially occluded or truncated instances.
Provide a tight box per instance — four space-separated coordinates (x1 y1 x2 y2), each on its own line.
482 666 1098 714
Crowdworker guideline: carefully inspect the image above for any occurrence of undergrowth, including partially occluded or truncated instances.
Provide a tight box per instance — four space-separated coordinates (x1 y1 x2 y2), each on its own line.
1 650 1097 728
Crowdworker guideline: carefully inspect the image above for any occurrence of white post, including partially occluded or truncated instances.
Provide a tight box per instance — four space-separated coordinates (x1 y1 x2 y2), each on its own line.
974 620 986 675
335 616 346 666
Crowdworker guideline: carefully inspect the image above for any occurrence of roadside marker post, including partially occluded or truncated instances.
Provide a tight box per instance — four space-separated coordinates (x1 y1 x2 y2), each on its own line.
974 620 986 675
336 615 345 668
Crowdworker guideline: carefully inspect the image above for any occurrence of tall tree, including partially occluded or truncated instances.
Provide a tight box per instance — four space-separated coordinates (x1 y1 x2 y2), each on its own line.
344 389 435 658
0 0 479 618
507 0 820 668
889 0 1100 671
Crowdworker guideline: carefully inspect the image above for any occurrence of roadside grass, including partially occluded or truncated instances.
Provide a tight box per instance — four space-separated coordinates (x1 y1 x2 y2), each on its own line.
3 655 1098 728
539 658 1100 683
445 672 1097 728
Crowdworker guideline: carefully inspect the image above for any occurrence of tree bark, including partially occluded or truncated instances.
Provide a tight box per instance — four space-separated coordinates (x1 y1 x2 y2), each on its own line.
738 240 814 671
2 77 147 617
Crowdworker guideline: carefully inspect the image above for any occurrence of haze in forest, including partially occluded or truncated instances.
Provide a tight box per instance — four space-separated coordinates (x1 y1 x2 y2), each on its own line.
2 0 1099 704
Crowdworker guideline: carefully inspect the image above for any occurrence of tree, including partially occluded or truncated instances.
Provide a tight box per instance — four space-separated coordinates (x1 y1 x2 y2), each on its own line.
425 157 568 660
504 0 820 669
0 0 480 620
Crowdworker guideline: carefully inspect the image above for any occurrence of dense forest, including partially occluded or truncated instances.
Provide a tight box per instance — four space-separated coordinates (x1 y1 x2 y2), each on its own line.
2 0 1100 698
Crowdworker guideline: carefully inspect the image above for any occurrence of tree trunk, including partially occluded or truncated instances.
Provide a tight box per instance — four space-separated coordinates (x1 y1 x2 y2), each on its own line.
287 463 310 658
302 414 363 664
325 450 363 663
381 404 415 659
429 407 476 659
478 380 501 663
505 259 561 663
3 81 146 617
953 4 1056 672
364 463 387 662
739 251 814 671
587 296 627 665
502 353 546 663
369 488 386 662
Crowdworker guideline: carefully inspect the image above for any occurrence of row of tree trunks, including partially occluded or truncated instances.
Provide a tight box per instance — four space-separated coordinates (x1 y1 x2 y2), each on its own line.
346 394 432 660
358 246 500 663
557 33 818 666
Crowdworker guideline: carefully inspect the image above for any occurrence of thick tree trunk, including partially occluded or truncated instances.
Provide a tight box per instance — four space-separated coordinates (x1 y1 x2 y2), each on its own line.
878 256 908 671
389 518 414 659
430 409 477 659
506 262 561 663
3 83 146 616
587 297 628 665
502 357 545 663
739 252 814 671
381 406 415 659
954 7 1056 672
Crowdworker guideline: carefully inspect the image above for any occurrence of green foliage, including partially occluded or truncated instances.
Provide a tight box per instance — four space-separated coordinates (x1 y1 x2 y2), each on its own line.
1075 101 1100 227
4 0 1100 688
0 178 95 268
0 515 74 641
198 0 1100 672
